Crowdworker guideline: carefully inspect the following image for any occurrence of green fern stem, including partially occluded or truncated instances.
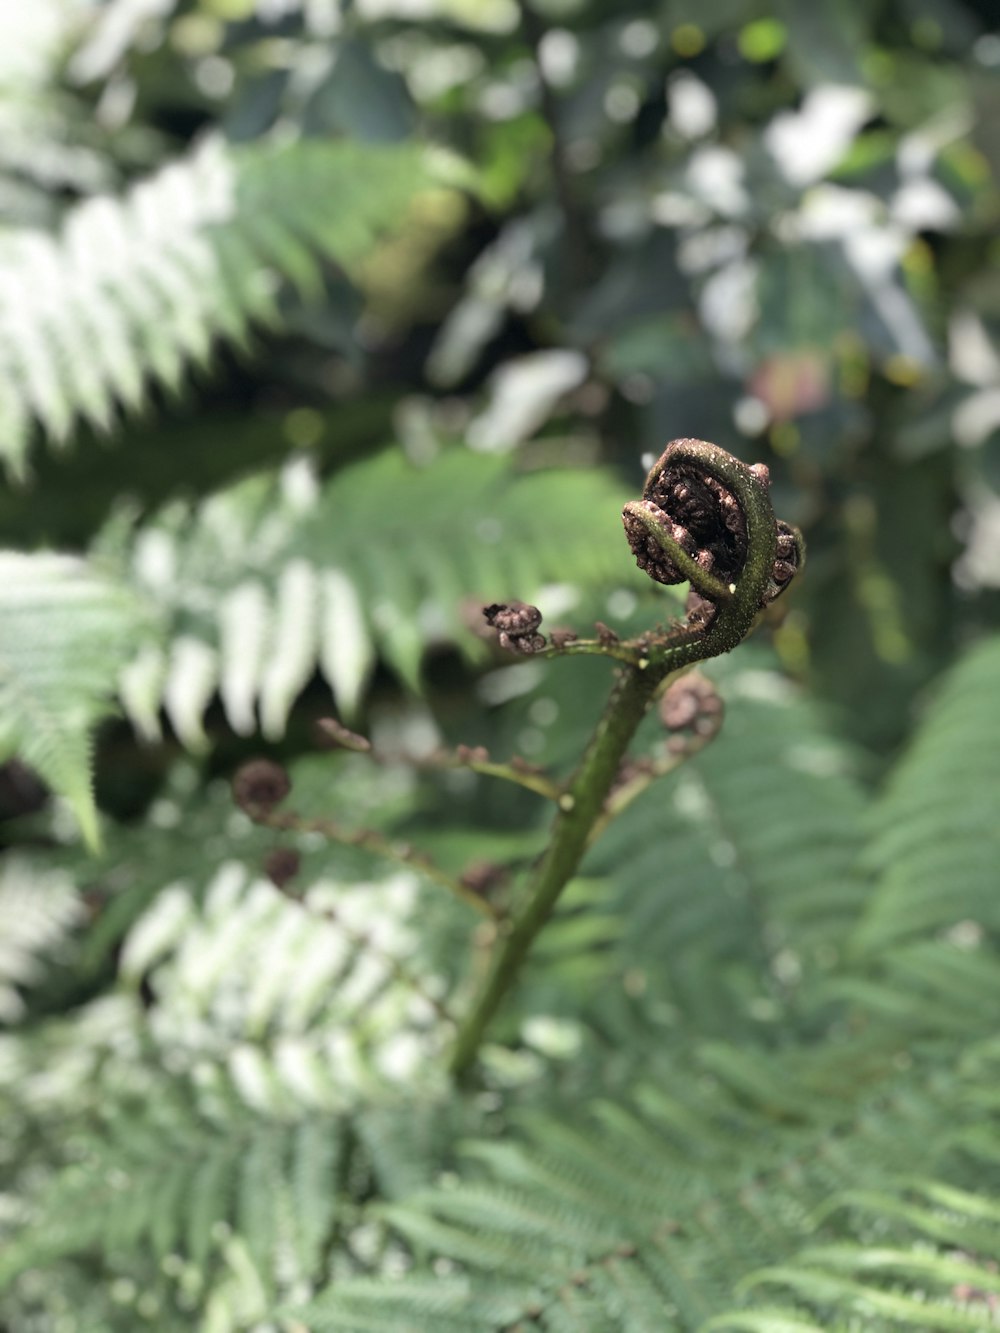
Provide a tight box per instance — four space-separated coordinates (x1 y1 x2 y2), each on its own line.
449 657 669 1078
449 440 783 1078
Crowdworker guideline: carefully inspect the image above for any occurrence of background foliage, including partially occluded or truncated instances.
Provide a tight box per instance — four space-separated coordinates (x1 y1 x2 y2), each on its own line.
1 0 999 1329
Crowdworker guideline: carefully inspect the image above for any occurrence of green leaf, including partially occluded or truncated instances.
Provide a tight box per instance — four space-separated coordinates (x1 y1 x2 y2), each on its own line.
0 136 452 475
855 634 1000 954
110 447 633 739
0 552 147 848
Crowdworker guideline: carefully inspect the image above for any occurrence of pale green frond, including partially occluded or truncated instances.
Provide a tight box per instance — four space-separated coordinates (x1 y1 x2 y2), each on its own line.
0 1070 351 1307
118 860 455 1111
582 655 868 1035
0 135 448 475
855 634 1000 956
300 1034 1000 1332
0 551 148 847
701 1314 827 1332
0 855 83 1023
742 1266 994 1331
814 937 1000 1044
112 447 630 739
0 837 470 1319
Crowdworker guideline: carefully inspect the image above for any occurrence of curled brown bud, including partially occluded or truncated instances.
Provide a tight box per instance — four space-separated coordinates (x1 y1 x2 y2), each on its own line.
456 743 491 764
232 759 291 816
498 629 546 654
459 860 508 899
263 846 301 890
484 602 547 655
659 672 724 745
484 602 543 636
762 521 806 605
624 440 749 587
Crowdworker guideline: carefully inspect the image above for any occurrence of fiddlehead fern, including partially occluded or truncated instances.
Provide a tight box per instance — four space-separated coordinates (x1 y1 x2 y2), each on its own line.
451 439 804 1076
484 439 804 670
621 437 803 666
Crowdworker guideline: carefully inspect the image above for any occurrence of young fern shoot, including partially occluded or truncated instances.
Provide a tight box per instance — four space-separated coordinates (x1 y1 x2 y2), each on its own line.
232 440 804 1081
449 438 804 1077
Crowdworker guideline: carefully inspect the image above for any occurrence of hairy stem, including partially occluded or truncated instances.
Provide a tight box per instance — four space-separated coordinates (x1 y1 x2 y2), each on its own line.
263 810 497 919
449 659 668 1077
445 754 563 803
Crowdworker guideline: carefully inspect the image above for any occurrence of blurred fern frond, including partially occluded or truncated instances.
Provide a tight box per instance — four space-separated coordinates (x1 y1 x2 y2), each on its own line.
585 658 868 1037
5 638 1000 1330
111 447 630 741
0 551 147 847
299 1034 1000 1332
0 135 447 475
0 1077 346 1289
0 855 82 1023
854 633 1000 955
118 858 458 1111
0 852 468 1327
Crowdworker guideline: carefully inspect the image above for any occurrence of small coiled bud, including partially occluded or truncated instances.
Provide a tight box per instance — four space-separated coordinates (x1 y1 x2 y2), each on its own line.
624 439 804 634
232 759 291 816
459 860 507 899
456 743 491 765
485 602 542 635
498 630 547 654
659 672 724 752
263 846 301 890
762 520 805 604
484 602 546 655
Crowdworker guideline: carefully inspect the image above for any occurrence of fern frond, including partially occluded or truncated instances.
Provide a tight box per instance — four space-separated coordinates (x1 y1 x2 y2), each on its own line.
112 447 631 738
299 1035 1000 1332
0 1070 349 1304
854 634 1000 956
0 855 82 1022
0 551 147 847
118 859 456 1109
0 2 89 94
702 1313 827 1332
581 656 868 1035
743 1255 1000 1331
0 847 471 1323
0 135 447 475
814 937 1000 1046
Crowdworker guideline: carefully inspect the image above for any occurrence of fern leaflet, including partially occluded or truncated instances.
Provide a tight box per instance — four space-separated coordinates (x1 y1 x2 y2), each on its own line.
0 551 146 847
112 447 632 740
0 135 449 474
855 633 1000 955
